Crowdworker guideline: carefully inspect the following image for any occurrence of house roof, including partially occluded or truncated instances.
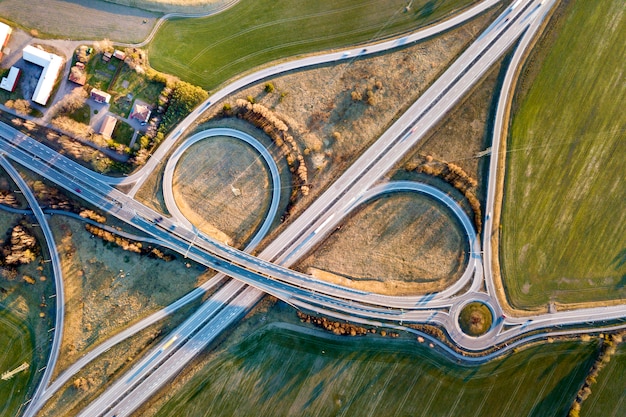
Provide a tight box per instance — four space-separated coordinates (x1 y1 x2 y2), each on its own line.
0 22 11 48
130 102 151 123
0 66 20 92
113 49 126 60
68 66 86 86
90 88 111 103
99 115 117 139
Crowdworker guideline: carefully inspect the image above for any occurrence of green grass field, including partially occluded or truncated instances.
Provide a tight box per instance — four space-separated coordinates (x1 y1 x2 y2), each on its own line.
148 0 475 89
581 342 626 417
501 0 626 308
0 310 34 417
153 322 595 417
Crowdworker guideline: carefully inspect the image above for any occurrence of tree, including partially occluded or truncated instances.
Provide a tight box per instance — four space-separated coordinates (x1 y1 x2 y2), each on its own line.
160 81 208 132
264 82 275 93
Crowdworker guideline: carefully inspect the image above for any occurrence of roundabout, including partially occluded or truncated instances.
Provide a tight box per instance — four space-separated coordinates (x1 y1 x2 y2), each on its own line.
162 127 282 249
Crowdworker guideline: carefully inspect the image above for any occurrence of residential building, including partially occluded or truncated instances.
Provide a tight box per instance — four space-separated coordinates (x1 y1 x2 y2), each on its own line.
22 45 63 105
0 66 20 92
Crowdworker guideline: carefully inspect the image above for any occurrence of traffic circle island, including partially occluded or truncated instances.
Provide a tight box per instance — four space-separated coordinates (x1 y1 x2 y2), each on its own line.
458 301 494 337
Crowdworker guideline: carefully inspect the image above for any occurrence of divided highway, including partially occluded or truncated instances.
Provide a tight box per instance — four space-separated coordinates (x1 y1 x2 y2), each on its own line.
1 0 623 416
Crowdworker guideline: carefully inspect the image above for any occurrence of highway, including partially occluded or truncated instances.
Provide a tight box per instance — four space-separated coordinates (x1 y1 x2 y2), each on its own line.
0 156 65 414
1 0 623 415
0 0 612 354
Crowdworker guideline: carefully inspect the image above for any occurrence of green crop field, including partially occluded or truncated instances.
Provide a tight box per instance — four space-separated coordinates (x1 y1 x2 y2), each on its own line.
154 323 595 417
0 310 34 417
148 0 475 89
501 0 626 308
581 343 626 417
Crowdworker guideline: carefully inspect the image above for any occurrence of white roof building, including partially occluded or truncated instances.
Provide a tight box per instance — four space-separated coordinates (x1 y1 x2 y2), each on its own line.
0 22 11 49
22 45 63 106
0 66 20 92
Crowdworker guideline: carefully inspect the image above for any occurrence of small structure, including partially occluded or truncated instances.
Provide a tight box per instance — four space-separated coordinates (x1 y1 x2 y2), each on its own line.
102 51 112 62
90 88 111 104
22 45 63 105
0 66 20 92
113 49 126 60
1 362 29 381
0 22 12 61
130 101 151 124
68 65 86 86
99 115 117 139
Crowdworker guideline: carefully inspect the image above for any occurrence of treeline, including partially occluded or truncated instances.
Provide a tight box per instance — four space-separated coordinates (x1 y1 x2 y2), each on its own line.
297 311 399 337
568 333 624 417
159 81 208 133
406 155 482 232
85 224 174 262
229 99 310 204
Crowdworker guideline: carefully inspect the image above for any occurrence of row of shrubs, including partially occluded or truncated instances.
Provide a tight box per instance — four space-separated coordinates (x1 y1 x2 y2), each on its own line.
227 100 310 201
406 155 482 232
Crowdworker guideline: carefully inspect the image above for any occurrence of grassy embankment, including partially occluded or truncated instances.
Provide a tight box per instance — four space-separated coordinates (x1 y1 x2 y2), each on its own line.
149 0 475 90
149 320 596 417
501 0 626 308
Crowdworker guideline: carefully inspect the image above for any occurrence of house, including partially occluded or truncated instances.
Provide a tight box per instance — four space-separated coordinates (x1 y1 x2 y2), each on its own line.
99 115 117 139
68 66 86 86
90 88 111 104
0 22 12 61
113 49 126 60
130 102 151 124
0 66 20 92
22 45 63 106
102 51 112 62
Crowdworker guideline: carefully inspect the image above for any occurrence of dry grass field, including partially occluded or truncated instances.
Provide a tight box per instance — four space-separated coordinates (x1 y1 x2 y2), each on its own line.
0 0 158 43
296 193 467 296
172 137 273 247
49 216 212 377
105 0 233 13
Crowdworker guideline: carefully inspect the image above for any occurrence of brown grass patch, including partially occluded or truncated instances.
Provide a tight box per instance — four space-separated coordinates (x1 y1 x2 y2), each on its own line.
295 193 467 296
0 0 158 43
50 216 212 377
172 137 272 247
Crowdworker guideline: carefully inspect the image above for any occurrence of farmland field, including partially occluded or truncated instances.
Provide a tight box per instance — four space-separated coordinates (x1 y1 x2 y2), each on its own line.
0 310 33 417
148 0 476 89
0 0 158 43
580 342 626 417
150 321 596 417
501 0 626 308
